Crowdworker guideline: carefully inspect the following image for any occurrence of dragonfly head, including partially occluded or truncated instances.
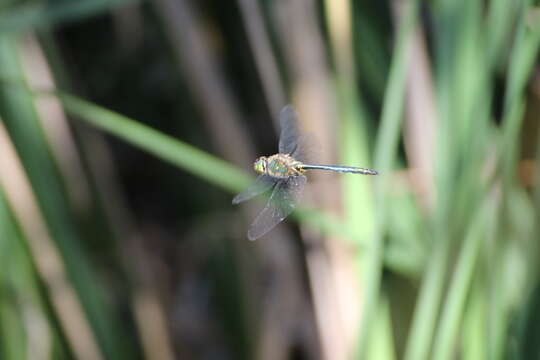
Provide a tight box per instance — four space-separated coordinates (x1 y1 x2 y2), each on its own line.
253 156 268 174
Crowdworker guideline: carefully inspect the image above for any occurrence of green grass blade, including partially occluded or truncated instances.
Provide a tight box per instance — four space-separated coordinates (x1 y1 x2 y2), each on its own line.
0 35 129 360
486 0 520 62
500 2 540 183
372 0 419 176
404 1 489 358
337 90 376 243
55 91 252 193
461 284 488 360
490 4 540 359
0 188 28 360
431 202 490 360
324 2 390 354
358 0 419 358
368 296 396 360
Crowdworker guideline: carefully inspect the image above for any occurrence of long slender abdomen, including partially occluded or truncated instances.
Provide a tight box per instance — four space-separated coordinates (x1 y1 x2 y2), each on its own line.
300 164 378 175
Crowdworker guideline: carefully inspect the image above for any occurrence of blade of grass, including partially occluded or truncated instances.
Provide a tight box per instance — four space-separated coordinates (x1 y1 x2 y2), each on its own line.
461 283 488 360
404 0 491 358
431 201 491 360
0 187 29 360
326 0 391 357
368 295 396 360
324 1 381 357
0 294 27 360
0 184 63 359
360 0 419 358
0 120 103 360
55 92 251 193
324 0 377 243
486 0 520 62
38 30 177 358
0 35 129 360
500 2 540 183
429 2 503 358
491 3 540 358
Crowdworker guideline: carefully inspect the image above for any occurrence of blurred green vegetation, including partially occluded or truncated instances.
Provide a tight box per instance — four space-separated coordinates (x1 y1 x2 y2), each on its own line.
0 0 540 360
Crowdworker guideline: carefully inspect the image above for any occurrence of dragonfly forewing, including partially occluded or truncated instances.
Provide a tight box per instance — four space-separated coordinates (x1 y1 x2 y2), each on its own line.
278 105 300 155
291 133 319 164
247 175 307 240
232 175 276 205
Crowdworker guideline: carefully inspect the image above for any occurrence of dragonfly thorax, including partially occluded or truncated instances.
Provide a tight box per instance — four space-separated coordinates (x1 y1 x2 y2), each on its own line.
253 153 304 179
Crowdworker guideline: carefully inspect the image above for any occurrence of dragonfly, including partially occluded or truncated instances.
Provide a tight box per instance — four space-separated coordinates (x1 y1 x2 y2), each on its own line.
233 105 378 240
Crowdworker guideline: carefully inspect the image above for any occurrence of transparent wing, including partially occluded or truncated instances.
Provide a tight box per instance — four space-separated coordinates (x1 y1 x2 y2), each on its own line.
232 175 277 204
278 105 300 154
247 175 307 240
291 133 319 164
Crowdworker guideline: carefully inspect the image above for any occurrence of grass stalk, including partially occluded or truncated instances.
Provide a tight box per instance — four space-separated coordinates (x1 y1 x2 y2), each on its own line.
0 35 127 360
431 203 490 359
359 0 419 358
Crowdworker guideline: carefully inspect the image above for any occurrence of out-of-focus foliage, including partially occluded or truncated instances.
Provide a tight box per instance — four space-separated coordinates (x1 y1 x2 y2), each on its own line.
0 1 540 360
